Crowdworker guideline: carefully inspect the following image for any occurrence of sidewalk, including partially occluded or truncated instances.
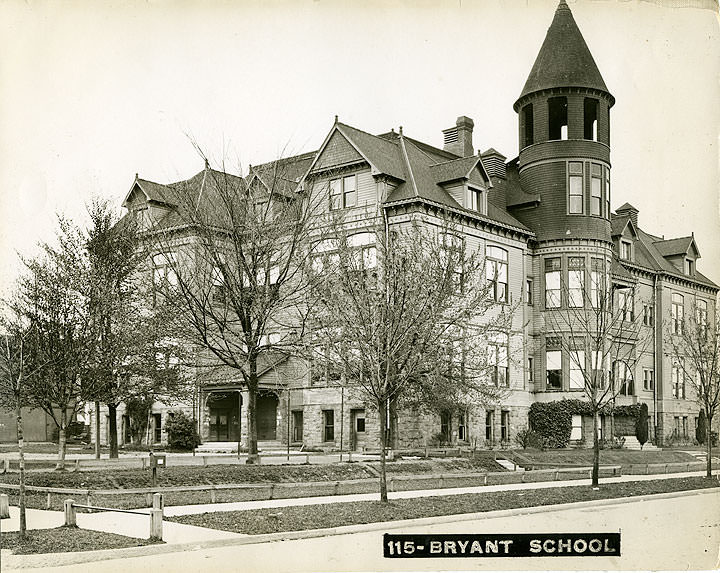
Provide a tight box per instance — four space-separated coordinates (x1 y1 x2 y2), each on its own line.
2 469 714 545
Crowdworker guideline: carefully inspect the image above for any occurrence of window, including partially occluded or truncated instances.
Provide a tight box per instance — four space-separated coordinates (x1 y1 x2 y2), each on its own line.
152 252 178 305
486 246 508 303
696 299 708 337
570 414 582 441
212 266 226 305
440 234 464 292
568 257 585 308
643 369 654 391
527 356 534 383
620 240 632 261
590 164 602 216
684 258 694 276
546 350 562 390
522 104 534 147
590 258 604 308
292 410 303 442
584 98 599 141
323 410 335 441
468 187 483 212
525 278 533 305
591 351 606 389
672 359 685 399
501 411 510 442
458 412 467 441
440 411 452 443
617 288 634 321
643 303 654 326
329 175 357 209
312 344 341 384
568 162 584 214
485 411 494 442
614 361 633 395
671 293 684 334
569 350 585 390
545 258 561 308
674 415 688 438
488 333 509 387
605 167 611 219
548 96 568 140
153 413 162 444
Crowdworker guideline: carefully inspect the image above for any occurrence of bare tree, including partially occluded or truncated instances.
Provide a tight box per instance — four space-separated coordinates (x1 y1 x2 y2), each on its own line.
543 261 651 487
669 301 719 478
0 305 47 538
150 155 320 462
310 215 514 501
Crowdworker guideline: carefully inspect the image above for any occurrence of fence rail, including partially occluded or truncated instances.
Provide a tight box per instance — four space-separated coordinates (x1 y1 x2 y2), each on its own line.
64 493 163 540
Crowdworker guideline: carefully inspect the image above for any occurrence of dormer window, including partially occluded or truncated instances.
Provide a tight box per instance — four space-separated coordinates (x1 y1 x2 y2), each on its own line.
620 240 632 261
684 258 694 276
468 187 484 212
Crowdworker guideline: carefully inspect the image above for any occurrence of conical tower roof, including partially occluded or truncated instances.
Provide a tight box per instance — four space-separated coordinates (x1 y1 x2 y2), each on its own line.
516 0 612 106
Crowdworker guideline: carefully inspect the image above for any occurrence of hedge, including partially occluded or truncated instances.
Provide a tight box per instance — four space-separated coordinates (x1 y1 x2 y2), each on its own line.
529 400 646 449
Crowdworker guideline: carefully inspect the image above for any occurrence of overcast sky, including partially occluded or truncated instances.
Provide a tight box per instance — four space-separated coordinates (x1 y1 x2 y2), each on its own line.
1 0 718 295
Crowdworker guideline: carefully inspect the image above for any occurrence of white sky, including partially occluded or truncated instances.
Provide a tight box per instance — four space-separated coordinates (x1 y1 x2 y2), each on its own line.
1 0 719 294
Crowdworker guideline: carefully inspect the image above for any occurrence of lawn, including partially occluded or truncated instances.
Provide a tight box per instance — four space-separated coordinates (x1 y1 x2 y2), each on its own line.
169 476 719 535
511 448 699 467
0 526 163 555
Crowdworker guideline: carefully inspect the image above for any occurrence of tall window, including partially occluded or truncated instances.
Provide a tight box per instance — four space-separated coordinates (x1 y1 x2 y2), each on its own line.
584 98 599 140
440 411 452 443
488 333 509 387
545 258 561 308
441 234 464 292
590 258 604 308
614 361 633 395
643 369 654 391
525 278 533 305
569 350 585 390
643 303 654 326
330 174 357 209
527 356 534 383
671 293 684 334
522 104 534 147
591 351 606 389
568 257 585 308
458 411 467 441
152 252 177 305
696 299 708 337
212 266 226 305
590 164 602 216
486 246 508 303
501 411 510 441
568 162 584 214
292 411 303 442
605 167 611 219
672 359 685 399
570 414 582 440
617 288 634 321
684 258 694 276
468 187 483 212
546 349 562 390
620 240 632 260
548 96 568 140
485 411 494 442
323 410 335 441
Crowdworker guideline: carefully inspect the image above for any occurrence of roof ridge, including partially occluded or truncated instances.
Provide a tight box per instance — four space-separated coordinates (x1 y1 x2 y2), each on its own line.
337 122 399 147
397 133 419 198
429 155 479 168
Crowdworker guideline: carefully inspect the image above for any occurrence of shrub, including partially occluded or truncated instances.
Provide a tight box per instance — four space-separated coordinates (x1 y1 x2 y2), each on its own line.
165 411 200 451
636 403 649 446
528 401 573 448
514 428 543 449
696 410 707 445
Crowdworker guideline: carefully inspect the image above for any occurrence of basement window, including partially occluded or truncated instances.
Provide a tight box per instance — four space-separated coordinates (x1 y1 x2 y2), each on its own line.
548 97 568 140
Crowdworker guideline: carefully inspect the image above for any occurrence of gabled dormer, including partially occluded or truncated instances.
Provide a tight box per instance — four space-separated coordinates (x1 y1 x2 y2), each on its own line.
611 207 640 262
653 235 700 277
429 155 492 214
122 175 176 230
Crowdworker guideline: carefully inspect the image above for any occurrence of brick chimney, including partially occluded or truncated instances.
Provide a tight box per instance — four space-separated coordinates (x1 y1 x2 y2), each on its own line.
616 203 639 227
442 116 474 157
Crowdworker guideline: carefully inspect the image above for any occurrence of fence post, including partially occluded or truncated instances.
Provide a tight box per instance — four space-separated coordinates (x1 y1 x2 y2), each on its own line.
150 508 163 541
46 492 51 510
211 488 217 503
86 492 92 514
64 499 76 527
2 459 9 473
305 454 309 464
348 451 352 463
0 493 9 519
153 493 163 511
483 474 488 486
74 459 81 472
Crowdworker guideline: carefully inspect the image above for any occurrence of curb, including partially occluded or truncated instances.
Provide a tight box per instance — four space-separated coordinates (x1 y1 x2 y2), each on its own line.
3 486 718 570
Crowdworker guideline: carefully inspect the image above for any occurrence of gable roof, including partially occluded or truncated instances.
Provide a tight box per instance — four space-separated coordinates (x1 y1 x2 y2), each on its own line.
516 0 612 106
123 177 177 208
653 236 699 259
429 156 490 187
610 214 639 238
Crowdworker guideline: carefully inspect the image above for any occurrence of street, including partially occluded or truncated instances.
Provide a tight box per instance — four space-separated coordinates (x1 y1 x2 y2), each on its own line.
8 488 718 572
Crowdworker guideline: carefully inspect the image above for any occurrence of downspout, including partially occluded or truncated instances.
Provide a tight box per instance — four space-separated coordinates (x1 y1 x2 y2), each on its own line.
653 274 660 444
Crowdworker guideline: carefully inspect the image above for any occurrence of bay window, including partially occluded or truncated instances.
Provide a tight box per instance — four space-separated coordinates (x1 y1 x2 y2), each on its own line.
568 257 585 308
545 258 561 308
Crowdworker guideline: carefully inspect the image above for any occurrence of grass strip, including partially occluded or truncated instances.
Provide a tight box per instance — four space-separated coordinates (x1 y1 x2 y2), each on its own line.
0 526 163 555
168 476 719 535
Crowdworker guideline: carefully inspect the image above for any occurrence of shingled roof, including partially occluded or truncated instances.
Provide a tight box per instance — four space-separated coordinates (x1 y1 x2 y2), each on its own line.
516 0 612 106
653 236 697 258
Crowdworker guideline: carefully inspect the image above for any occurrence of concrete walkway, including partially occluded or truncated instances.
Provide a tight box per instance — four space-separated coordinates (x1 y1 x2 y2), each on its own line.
2 469 715 546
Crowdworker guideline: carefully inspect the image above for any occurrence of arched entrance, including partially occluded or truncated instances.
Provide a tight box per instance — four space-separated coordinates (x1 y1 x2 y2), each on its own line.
257 393 278 440
207 392 241 442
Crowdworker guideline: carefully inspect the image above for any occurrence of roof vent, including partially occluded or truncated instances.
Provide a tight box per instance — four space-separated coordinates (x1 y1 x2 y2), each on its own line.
442 116 474 157
481 148 507 180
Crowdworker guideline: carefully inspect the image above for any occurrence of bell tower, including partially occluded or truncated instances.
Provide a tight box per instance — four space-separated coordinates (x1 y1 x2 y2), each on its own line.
512 0 614 243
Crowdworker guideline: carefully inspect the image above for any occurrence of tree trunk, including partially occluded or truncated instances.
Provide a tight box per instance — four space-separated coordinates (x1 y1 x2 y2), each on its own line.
378 398 388 502
107 403 119 459
94 401 101 459
706 414 713 478
56 411 67 471
592 409 600 487
15 396 26 539
246 386 259 464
